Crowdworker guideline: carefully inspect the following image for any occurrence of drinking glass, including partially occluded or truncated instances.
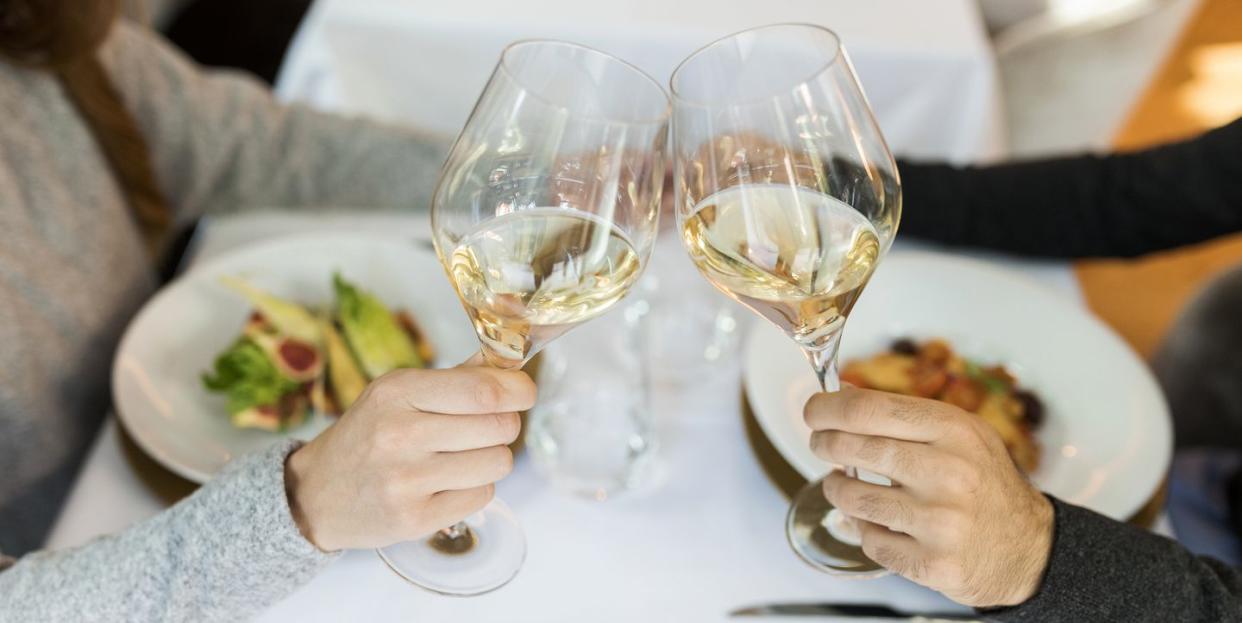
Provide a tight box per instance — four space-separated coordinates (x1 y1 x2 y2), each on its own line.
670 24 901 576
377 40 669 596
526 298 656 500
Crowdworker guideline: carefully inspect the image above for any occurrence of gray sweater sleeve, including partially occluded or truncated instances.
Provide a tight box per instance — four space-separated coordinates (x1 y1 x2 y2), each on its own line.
100 21 452 222
0 440 337 622
985 497 1242 622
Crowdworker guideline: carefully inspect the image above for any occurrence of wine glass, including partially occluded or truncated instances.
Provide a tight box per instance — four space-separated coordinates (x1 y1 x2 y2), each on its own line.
670 24 901 576
377 40 669 595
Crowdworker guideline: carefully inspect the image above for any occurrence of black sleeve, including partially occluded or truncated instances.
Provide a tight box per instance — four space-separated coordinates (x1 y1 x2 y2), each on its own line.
897 117 1242 259
984 497 1242 622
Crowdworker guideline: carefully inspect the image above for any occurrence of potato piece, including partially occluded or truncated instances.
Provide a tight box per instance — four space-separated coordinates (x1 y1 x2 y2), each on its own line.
843 354 915 393
942 377 985 412
911 365 949 398
917 340 952 366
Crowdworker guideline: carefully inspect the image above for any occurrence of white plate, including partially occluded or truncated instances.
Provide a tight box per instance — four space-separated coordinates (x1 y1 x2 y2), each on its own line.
742 249 1171 521
112 233 478 483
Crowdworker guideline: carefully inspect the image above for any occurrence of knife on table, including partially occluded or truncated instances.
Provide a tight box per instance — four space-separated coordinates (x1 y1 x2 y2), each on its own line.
730 602 980 620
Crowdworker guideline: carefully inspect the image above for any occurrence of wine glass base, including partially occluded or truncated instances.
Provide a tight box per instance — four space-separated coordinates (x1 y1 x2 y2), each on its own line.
786 477 890 578
377 498 526 596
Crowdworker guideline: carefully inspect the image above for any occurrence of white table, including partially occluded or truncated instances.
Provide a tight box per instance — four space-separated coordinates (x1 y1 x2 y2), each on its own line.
276 0 1006 163
48 210 1106 622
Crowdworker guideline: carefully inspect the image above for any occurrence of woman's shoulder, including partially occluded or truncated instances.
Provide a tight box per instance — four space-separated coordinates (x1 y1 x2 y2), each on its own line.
97 20 196 101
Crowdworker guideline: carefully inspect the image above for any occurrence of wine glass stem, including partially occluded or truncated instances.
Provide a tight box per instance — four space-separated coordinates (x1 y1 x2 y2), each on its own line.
804 333 859 480
427 521 478 555
805 331 842 394
443 522 468 539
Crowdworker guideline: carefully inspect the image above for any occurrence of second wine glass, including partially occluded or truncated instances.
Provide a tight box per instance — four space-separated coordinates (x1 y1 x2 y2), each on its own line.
378 40 669 596
670 24 902 576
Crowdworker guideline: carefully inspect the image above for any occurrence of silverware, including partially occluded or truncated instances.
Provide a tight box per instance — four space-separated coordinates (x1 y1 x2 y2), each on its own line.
730 602 979 621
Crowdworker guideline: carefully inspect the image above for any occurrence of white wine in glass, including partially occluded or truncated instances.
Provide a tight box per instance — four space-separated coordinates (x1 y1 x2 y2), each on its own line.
448 208 643 368
683 185 883 358
377 39 668 596
671 24 901 576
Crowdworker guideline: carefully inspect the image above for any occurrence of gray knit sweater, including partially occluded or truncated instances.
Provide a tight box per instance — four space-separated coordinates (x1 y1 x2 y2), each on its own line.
0 20 447 620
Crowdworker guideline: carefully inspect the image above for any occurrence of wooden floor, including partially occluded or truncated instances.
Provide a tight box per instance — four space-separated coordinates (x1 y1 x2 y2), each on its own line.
1075 0 1242 359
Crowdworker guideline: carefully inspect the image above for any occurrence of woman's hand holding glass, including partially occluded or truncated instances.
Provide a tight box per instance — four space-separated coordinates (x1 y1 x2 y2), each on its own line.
285 362 535 552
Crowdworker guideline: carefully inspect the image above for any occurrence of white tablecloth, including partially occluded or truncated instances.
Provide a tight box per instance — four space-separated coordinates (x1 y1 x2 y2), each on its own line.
48 211 1106 622
276 0 1006 163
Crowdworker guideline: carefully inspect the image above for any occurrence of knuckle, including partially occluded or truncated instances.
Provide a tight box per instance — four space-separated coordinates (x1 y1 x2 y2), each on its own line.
886 395 928 426
959 417 996 451
857 435 889 464
467 484 496 514
370 417 407 455
940 457 981 495
932 557 969 594
955 578 992 608
829 477 863 511
377 478 406 513
864 541 911 579
840 392 865 427
469 484 494 513
955 463 984 495
400 501 429 530
489 445 515 478
402 415 431 448
858 492 912 528
506 372 538 410
891 445 920 477
855 492 886 520
491 412 522 443
932 507 970 544
369 370 406 403
470 376 505 412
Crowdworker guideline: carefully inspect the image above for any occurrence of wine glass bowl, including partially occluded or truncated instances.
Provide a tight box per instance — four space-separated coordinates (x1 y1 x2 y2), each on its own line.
670 24 901 575
381 40 669 596
432 41 669 369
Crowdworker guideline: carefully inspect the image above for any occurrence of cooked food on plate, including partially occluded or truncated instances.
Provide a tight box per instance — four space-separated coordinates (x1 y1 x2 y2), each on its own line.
202 274 434 431
841 338 1044 472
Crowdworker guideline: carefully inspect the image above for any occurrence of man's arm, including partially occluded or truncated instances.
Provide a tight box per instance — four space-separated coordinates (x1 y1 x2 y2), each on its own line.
899 117 1242 258
986 498 1242 622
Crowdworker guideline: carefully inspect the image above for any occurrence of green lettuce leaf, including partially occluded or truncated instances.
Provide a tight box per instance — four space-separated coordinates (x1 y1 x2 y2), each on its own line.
202 338 300 414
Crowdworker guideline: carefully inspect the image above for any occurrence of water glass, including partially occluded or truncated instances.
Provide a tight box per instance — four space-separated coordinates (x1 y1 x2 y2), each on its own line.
525 301 655 500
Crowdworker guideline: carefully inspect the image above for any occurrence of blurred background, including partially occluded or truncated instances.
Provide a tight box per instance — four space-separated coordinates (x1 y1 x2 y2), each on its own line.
136 0 1242 361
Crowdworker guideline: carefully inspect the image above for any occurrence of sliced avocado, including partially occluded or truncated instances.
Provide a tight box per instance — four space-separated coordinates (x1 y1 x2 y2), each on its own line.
221 276 320 344
333 273 424 378
320 317 367 411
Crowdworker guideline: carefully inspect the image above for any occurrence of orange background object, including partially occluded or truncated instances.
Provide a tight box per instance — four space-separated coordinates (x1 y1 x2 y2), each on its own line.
1075 0 1242 359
